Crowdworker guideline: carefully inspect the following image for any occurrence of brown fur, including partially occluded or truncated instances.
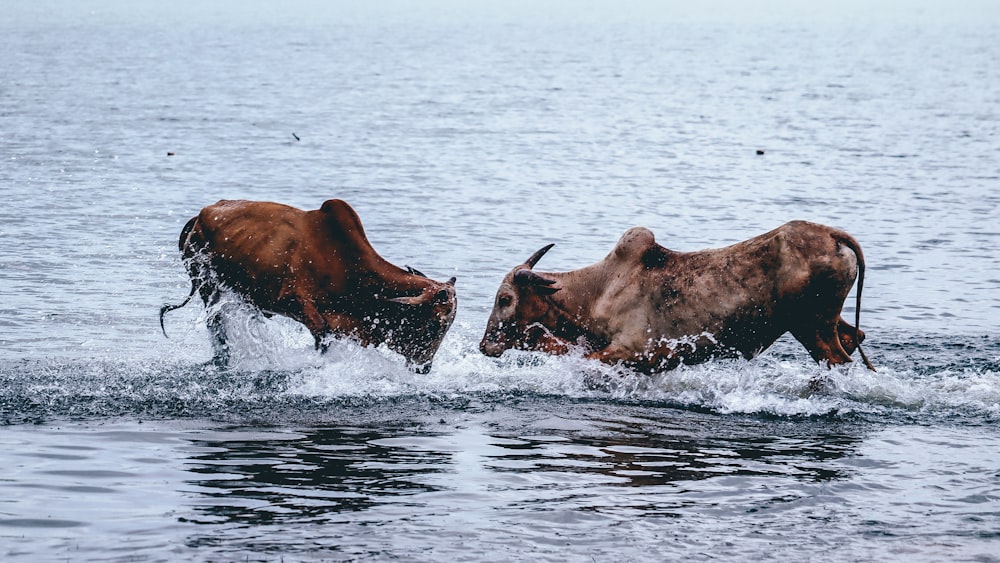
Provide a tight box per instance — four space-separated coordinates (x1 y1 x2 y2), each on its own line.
480 221 875 372
161 199 457 372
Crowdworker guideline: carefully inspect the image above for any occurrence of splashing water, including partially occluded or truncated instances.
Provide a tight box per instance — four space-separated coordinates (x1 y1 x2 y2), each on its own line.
4 312 998 426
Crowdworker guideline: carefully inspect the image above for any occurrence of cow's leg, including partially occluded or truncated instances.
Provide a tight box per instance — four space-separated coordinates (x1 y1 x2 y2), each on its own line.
297 304 333 352
587 346 679 372
586 342 681 372
790 320 853 367
185 257 231 367
205 310 230 367
585 334 724 371
585 344 633 365
303 307 369 353
786 264 858 368
531 328 574 356
836 317 865 355
199 284 230 368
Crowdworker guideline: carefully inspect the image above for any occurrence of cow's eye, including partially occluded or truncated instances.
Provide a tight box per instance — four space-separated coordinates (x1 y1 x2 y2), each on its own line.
498 295 512 308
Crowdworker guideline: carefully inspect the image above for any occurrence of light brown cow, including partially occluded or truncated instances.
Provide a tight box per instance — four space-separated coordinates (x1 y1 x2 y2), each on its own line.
480 221 875 373
160 199 457 372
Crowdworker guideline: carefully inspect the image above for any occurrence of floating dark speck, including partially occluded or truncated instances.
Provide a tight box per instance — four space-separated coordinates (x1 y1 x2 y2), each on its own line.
756 149 765 155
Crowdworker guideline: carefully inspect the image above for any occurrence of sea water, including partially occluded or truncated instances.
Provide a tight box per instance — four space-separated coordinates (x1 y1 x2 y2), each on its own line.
1 1 999 560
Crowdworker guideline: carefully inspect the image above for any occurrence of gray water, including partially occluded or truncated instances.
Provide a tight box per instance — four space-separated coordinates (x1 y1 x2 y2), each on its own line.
2 1 999 561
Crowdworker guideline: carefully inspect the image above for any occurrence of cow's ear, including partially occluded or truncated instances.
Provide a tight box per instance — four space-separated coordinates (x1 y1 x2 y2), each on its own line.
533 284 561 296
514 269 560 295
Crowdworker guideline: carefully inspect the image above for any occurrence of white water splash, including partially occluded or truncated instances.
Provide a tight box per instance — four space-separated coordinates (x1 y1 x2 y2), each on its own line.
145 307 1000 421
277 338 999 420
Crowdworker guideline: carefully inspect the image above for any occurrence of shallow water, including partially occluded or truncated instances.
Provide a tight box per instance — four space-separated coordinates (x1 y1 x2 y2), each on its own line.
2 1 1000 561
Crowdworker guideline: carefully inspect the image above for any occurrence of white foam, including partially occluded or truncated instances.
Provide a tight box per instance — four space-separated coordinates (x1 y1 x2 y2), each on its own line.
156 311 1000 420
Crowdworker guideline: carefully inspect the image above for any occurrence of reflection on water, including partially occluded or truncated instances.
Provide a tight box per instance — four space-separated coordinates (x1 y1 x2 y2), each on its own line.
184 427 452 525
181 405 865 531
4 402 998 560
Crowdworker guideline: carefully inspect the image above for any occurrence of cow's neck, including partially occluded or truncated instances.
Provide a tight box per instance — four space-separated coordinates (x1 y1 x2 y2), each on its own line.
536 266 613 349
357 262 435 298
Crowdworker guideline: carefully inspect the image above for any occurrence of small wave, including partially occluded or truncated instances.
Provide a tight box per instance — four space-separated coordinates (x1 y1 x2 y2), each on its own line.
2 331 998 425
137 286 1000 423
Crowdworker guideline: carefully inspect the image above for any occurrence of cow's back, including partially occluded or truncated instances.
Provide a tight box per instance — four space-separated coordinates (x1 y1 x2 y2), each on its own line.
196 200 309 278
599 222 857 358
190 200 356 306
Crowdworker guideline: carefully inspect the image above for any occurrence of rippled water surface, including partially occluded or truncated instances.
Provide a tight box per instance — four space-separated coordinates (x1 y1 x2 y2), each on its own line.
2 1 999 561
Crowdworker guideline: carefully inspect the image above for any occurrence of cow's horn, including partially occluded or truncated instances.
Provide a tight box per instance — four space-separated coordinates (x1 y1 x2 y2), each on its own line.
525 243 554 269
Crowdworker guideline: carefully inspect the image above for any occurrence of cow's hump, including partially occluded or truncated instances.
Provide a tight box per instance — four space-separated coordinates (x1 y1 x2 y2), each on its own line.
613 227 657 262
319 199 368 241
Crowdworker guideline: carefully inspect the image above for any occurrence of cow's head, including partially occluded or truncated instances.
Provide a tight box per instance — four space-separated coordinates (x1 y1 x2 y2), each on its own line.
480 244 567 358
380 275 458 373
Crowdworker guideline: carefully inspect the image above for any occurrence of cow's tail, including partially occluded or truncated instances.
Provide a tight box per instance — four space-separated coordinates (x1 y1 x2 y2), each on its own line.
160 284 196 338
160 216 199 338
837 232 876 371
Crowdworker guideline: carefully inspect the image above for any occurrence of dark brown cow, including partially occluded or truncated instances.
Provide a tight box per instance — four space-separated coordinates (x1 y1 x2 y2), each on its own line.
480 221 875 373
160 199 457 372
